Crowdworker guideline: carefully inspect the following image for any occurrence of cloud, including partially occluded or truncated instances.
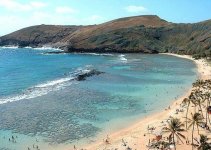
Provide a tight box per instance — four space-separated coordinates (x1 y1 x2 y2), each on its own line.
0 11 81 35
32 12 51 20
0 0 47 11
81 15 104 25
55 6 78 14
125 5 148 13
0 12 106 35
30 1 47 9
89 15 102 22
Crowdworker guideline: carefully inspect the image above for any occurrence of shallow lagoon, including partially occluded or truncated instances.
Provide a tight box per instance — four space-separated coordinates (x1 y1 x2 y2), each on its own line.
0 48 197 149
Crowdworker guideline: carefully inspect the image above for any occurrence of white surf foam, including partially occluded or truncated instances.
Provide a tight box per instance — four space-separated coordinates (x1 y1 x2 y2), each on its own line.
119 54 128 62
77 53 114 56
0 66 93 105
41 53 66 56
0 78 73 104
0 46 19 49
0 46 62 52
35 77 75 88
24 46 33 49
33 46 63 51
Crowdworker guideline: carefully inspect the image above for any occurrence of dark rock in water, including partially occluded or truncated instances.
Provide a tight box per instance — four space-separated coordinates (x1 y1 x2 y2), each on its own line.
75 69 104 81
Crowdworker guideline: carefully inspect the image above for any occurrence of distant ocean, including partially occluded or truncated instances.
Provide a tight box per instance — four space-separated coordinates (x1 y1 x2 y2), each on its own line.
0 47 197 150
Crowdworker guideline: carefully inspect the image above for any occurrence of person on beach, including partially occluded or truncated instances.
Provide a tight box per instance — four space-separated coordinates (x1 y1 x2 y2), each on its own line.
122 139 127 146
104 135 110 144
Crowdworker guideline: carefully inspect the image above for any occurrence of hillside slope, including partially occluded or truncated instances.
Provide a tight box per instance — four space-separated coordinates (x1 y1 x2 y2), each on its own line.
0 15 210 56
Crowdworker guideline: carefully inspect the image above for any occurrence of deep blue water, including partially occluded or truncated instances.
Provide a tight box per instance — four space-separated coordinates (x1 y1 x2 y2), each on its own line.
0 47 197 150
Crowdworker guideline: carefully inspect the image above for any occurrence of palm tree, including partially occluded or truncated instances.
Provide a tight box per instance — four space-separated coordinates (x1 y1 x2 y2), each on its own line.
182 98 192 129
193 80 204 88
204 92 211 126
187 113 204 150
162 118 185 150
189 92 199 113
197 134 211 150
194 90 205 115
195 97 205 118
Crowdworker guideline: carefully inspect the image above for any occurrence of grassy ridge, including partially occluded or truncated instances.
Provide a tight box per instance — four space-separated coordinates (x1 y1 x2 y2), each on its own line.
0 15 210 57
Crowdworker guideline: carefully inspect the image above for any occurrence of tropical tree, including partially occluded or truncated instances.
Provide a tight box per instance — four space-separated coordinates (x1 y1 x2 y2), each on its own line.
197 135 211 150
162 118 185 150
204 92 211 125
182 98 192 129
194 91 205 117
197 98 205 117
189 92 199 113
187 113 204 150
193 80 204 88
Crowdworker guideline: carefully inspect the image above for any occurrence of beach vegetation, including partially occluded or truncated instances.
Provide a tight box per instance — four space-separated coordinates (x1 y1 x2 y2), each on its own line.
162 118 185 150
187 113 204 150
196 134 211 150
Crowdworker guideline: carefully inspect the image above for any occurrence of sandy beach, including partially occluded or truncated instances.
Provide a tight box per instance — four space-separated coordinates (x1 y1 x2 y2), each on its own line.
83 53 211 150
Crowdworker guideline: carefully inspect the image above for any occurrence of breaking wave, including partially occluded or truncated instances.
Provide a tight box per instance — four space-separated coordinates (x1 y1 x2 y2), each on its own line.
77 53 114 56
0 46 19 49
0 66 96 104
119 54 127 62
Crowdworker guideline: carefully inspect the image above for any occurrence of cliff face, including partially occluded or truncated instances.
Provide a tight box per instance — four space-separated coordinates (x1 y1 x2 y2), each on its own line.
160 20 211 57
0 25 82 48
0 15 210 56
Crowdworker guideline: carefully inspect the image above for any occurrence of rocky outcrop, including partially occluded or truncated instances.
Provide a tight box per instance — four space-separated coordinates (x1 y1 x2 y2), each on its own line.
0 15 210 56
75 69 104 81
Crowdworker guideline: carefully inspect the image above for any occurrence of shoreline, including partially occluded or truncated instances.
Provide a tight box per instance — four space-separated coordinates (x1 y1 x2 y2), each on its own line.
1 51 210 150
84 53 211 150
0 46 159 54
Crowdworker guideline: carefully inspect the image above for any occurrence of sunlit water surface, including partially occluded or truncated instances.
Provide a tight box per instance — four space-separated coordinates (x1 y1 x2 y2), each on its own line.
0 47 197 150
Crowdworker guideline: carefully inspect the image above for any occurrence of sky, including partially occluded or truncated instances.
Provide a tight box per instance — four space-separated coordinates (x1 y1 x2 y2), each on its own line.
0 0 210 35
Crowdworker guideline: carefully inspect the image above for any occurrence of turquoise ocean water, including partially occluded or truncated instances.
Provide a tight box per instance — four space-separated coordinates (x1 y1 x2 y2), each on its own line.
0 47 197 150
